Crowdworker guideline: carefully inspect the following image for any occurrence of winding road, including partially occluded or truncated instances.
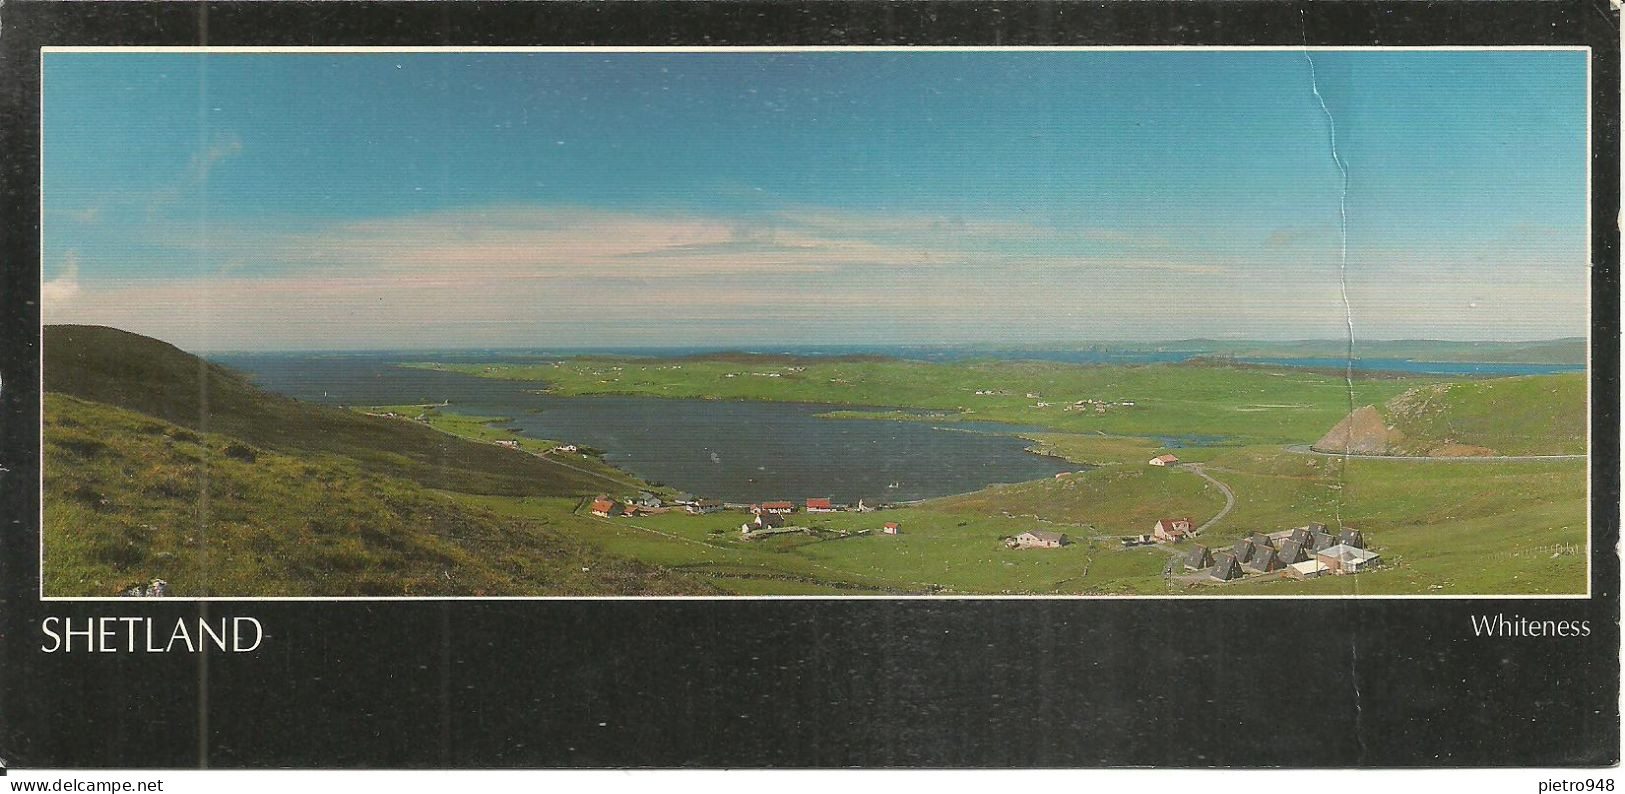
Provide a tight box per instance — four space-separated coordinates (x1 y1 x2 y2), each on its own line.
1283 444 1585 463
1184 464 1236 534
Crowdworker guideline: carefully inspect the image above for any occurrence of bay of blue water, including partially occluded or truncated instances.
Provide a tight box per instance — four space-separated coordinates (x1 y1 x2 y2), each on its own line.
214 354 1075 503
212 349 1575 502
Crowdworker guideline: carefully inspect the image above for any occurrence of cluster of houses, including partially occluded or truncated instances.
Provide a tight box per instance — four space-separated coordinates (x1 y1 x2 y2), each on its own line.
1182 523 1380 582
493 438 579 454
1063 399 1135 414
969 389 1136 413
588 493 902 535
590 491 716 517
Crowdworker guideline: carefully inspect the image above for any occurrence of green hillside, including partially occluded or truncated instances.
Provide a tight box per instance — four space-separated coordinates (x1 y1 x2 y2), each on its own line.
42 325 715 596
44 395 713 596
1314 373 1587 457
45 325 619 496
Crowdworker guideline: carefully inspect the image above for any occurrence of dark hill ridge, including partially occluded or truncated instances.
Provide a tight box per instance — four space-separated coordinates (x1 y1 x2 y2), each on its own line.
44 324 610 497
42 325 715 596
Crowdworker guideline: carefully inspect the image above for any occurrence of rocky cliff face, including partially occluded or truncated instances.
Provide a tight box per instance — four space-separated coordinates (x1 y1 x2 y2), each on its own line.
1313 396 1498 457
1312 405 1399 455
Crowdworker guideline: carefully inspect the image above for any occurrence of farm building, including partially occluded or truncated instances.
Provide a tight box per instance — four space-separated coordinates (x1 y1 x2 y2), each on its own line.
1149 454 1180 466
1011 530 1069 549
1184 544 1214 570
1152 517 1194 543
687 499 724 514
589 498 624 518
882 522 901 535
1286 559 1330 579
493 439 520 449
1210 553 1243 581
757 501 796 514
806 498 836 513
1316 544 1380 574
742 513 786 532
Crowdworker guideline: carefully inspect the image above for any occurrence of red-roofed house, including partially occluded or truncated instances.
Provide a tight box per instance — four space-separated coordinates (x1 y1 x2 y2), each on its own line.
882 522 901 535
806 498 835 513
590 498 623 518
1149 454 1181 466
1152 517 1194 543
759 501 796 514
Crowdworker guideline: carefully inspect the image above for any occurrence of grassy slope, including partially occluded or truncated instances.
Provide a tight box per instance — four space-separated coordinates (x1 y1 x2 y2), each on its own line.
1378 374 1587 456
1313 374 1588 457
44 395 717 596
407 357 1433 444
45 325 615 497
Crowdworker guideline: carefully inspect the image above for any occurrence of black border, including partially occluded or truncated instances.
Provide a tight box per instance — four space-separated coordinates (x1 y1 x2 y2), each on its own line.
0 1 1617 769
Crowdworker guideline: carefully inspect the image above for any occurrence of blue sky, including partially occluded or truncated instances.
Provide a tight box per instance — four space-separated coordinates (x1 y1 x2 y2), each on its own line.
42 50 1588 350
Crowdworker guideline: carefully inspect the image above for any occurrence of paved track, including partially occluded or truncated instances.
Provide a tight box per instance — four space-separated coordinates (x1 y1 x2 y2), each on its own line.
1283 444 1584 463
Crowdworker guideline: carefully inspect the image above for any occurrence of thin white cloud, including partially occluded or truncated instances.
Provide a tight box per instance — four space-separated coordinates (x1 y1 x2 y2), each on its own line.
147 133 245 215
41 253 81 317
45 202 1587 349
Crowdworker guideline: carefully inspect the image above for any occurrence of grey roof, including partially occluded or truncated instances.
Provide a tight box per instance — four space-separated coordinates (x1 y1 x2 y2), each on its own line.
1185 545 1213 569
1305 522 1327 533
1338 529 1366 548
1278 539 1309 564
1288 527 1313 546
1248 533 1276 550
1231 540 1256 563
1025 530 1068 543
1311 531 1338 552
1243 547 1281 573
1210 553 1242 581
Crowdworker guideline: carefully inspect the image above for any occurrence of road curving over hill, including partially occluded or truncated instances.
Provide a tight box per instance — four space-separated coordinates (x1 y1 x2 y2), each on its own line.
1284 444 1585 463
1184 464 1236 534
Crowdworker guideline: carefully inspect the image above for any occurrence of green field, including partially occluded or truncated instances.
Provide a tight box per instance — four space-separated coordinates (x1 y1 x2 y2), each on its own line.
405 356 1436 444
44 325 1591 596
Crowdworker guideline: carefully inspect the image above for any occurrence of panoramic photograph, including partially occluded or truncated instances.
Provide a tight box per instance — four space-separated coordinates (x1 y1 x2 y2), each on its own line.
40 48 1589 598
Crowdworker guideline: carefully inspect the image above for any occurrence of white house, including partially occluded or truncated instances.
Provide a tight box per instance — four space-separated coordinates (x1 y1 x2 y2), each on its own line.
1010 530 1069 549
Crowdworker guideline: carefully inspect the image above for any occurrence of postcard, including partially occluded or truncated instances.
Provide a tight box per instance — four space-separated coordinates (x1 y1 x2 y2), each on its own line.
1 0 1616 773
35 46 1592 600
